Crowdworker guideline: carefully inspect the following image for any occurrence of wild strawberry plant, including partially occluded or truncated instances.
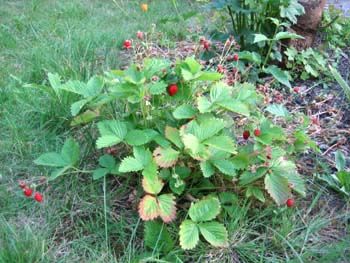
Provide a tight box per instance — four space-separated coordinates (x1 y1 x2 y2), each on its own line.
34 57 313 251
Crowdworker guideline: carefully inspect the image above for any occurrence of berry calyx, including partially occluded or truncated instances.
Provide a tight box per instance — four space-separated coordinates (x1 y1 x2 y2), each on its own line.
233 53 239 62
254 129 261 137
23 188 33 197
123 40 132 49
243 130 250 140
19 180 27 189
136 31 144 40
286 198 295 207
167 84 178 96
34 192 43 203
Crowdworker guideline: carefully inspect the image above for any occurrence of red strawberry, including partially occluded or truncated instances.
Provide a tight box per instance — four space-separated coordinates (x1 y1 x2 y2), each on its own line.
167 84 178 96
233 53 239 62
243 130 250 140
19 180 27 189
34 192 43 203
203 40 210 50
286 198 294 207
23 188 33 197
254 129 261 137
136 31 144 40
293 86 300 93
123 40 132 49
217 64 225 73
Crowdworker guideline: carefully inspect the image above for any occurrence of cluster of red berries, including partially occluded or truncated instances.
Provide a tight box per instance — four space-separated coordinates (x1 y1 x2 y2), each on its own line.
199 37 211 50
242 129 261 140
19 181 43 203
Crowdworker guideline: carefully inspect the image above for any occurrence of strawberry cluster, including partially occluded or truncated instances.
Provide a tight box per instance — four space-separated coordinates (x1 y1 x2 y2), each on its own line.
19 180 43 203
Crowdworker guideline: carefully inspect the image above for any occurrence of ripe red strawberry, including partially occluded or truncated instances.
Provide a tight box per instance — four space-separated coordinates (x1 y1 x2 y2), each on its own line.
167 84 178 96
254 129 261 137
136 31 144 40
217 64 225 73
243 130 250 140
19 180 26 189
233 53 239 62
293 86 300 93
34 192 43 203
23 188 33 197
123 40 132 49
286 198 294 207
203 40 210 50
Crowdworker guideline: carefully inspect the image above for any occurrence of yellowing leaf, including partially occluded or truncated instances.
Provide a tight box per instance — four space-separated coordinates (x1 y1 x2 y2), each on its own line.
139 195 159 221
158 194 177 223
153 147 179 168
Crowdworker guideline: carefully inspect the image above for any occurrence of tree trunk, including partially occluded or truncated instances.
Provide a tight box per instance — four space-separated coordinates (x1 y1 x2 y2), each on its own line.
290 0 327 50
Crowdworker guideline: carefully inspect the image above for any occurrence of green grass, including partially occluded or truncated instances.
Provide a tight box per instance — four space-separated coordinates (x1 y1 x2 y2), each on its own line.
1 0 349 262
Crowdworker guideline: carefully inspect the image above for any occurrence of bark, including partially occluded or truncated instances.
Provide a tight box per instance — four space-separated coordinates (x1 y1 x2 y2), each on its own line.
290 0 327 50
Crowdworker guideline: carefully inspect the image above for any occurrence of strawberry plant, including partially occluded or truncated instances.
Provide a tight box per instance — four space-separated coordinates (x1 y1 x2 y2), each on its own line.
34 57 312 252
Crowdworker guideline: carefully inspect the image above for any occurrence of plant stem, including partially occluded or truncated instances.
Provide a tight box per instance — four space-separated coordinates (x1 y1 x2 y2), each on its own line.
262 26 279 68
103 176 109 252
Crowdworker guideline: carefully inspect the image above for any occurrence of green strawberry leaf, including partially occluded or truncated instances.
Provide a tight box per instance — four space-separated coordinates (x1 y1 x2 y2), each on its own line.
198 221 228 247
173 104 197 119
96 120 128 149
119 156 144 173
153 147 179 168
144 221 174 253
265 173 290 205
179 220 199 250
189 196 221 222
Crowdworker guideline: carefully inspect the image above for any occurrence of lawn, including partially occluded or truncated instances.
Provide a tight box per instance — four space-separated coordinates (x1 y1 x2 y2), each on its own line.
0 1 349 262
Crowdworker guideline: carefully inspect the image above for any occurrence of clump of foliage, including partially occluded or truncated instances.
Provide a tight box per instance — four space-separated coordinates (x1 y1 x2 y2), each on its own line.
34 57 313 252
205 0 304 56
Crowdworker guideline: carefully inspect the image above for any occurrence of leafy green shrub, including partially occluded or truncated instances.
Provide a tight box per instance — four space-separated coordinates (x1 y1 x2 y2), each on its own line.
34 57 313 251
205 0 304 55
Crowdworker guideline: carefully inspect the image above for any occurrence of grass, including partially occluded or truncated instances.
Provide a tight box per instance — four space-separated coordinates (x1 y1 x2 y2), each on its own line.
0 0 349 262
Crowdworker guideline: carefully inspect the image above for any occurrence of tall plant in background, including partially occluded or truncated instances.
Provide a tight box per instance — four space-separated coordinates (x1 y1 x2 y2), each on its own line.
207 0 304 49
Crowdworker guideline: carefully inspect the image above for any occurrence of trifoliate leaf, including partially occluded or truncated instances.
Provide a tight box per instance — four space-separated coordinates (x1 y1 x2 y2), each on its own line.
139 195 159 221
179 220 199 250
198 221 228 247
189 196 221 222
153 147 179 168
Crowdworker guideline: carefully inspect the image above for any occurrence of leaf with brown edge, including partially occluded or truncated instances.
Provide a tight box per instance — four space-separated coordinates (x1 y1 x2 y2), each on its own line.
142 161 164 195
153 147 179 168
158 194 177 223
139 195 159 221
